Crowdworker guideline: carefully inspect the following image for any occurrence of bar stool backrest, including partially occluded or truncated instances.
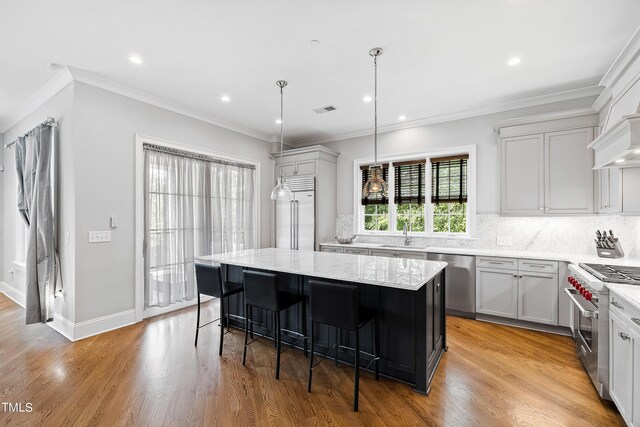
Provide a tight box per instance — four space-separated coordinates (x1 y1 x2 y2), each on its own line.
195 264 224 298
243 270 278 311
309 280 358 330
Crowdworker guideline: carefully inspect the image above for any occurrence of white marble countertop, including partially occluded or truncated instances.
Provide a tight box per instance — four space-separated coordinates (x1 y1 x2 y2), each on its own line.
195 248 447 291
319 242 640 267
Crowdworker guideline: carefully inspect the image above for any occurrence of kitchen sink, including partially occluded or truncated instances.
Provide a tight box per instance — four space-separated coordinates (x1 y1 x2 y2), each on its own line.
380 245 427 250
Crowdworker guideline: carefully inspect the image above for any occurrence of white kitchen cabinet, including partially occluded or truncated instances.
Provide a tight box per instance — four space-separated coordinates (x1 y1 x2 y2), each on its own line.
276 159 316 177
501 134 545 215
476 267 518 319
544 128 594 214
597 167 622 213
623 167 640 214
609 310 633 424
632 326 640 427
344 247 369 255
517 272 558 325
368 249 427 259
320 246 343 253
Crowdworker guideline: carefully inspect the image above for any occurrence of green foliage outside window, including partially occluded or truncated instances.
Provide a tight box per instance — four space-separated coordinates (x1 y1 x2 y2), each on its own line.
432 202 466 233
396 203 425 232
364 205 389 231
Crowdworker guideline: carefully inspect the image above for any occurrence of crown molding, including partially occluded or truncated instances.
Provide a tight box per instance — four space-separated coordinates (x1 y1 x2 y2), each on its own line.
66 67 275 143
599 25 640 89
592 87 612 113
291 85 603 146
0 68 73 134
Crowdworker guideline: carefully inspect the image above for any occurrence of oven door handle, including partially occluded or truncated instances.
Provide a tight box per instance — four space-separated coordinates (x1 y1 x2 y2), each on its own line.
564 288 599 319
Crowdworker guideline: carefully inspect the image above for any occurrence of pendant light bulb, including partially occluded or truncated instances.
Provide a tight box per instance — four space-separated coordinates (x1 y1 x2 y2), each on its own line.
362 48 388 199
271 80 292 201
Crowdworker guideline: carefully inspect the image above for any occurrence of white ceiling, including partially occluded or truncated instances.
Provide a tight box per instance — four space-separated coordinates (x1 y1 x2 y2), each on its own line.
1 1 639 144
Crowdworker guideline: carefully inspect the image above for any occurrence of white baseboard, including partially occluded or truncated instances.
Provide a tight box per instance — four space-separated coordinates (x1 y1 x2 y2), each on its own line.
0 281 26 308
72 309 137 341
49 314 75 341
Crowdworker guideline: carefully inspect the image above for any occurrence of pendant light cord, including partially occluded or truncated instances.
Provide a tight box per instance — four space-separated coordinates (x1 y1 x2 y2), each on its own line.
280 84 284 177
374 54 378 166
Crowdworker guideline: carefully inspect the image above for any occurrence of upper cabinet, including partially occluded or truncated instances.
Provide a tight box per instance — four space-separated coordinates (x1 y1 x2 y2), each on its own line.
497 109 599 216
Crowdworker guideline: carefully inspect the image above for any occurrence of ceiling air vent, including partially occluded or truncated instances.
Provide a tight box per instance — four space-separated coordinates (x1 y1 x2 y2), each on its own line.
313 105 337 114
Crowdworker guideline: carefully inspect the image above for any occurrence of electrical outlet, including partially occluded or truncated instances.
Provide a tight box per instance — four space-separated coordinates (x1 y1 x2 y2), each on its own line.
88 231 111 243
497 236 512 246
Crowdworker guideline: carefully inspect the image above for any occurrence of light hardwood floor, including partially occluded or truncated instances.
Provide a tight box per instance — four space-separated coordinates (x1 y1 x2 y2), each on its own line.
0 293 624 426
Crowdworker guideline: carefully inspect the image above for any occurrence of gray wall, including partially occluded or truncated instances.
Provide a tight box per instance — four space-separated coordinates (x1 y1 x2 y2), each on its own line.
318 97 599 216
1 83 76 321
72 82 273 322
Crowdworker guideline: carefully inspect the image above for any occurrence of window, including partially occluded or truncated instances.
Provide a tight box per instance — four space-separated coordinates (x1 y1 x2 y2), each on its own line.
430 155 468 233
356 147 474 237
394 160 426 232
361 164 389 231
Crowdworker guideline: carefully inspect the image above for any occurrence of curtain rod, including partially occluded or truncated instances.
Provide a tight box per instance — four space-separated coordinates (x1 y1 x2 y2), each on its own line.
4 117 59 149
143 143 256 170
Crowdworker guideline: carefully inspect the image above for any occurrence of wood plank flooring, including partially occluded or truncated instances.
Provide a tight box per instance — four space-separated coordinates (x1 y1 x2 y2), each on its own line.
0 293 624 426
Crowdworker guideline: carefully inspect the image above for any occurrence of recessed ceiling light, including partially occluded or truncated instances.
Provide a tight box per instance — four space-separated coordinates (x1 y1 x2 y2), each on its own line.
310 39 320 45
398 115 407 121
221 95 231 102
129 56 143 65
615 158 626 164
275 119 282 124
363 95 372 103
508 57 521 66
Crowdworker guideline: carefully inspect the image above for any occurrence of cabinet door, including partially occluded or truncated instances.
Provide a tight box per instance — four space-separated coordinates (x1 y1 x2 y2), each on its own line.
476 267 518 318
295 160 316 176
610 311 633 423
544 128 594 214
517 273 558 325
344 247 369 255
370 249 396 258
631 326 640 427
399 251 427 260
276 162 296 177
320 246 343 253
501 134 544 215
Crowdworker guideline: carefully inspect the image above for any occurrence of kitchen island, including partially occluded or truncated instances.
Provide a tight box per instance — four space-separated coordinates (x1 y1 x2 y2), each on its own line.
195 248 447 394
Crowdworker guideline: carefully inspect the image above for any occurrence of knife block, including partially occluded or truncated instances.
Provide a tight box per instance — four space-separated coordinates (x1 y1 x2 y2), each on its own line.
596 239 625 259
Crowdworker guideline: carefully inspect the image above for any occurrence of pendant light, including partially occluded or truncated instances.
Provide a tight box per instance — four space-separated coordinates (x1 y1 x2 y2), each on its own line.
362 48 388 198
271 80 292 201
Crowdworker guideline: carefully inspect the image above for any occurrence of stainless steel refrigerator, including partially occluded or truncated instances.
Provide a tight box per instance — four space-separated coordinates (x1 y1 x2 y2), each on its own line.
275 177 315 250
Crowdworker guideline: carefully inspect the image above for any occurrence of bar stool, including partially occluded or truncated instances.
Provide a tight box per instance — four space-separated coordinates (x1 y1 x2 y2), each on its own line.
242 270 308 379
307 280 380 412
194 263 244 356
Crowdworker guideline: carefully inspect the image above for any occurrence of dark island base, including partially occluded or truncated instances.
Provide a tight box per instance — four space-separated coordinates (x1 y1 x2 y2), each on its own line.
221 264 447 394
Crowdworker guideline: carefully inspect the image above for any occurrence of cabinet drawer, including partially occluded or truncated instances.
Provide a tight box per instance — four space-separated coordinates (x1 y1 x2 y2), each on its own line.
518 259 558 274
295 160 316 176
369 249 396 258
476 256 518 270
344 247 369 255
320 246 343 253
610 291 640 325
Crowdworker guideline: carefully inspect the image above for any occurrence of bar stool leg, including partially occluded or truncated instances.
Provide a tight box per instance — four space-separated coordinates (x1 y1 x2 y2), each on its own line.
195 293 201 346
275 311 282 379
307 321 315 392
354 329 360 412
219 296 225 356
302 299 308 357
273 312 277 348
374 314 380 381
243 304 250 366
336 327 341 367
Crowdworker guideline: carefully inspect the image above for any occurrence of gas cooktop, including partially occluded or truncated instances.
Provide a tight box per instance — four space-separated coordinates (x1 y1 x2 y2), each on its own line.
579 263 640 285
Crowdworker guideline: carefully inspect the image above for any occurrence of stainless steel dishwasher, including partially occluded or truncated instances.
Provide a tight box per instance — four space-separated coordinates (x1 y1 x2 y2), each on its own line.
427 253 476 318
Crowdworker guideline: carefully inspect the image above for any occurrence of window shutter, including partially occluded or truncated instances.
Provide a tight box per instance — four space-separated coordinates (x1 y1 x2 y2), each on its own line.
394 160 426 205
360 164 389 205
430 155 468 204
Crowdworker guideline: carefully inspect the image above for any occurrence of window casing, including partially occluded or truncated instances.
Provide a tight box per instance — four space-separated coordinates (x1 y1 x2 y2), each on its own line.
355 147 475 237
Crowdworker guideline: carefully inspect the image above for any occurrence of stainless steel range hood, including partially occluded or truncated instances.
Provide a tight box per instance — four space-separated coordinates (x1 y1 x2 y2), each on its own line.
589 114 640 168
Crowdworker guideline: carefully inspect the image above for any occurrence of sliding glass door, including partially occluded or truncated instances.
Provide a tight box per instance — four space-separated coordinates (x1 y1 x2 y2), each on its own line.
143 144 255 317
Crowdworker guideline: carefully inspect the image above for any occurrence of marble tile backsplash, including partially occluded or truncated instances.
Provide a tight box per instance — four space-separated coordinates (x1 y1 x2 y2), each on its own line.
343 214 640 259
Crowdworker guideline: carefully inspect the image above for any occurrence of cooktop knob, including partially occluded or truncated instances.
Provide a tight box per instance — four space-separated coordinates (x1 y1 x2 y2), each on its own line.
585 292 593 301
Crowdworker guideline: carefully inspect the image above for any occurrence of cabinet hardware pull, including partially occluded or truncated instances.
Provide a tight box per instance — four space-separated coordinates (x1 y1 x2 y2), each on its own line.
489 261 504 265
519 275 523 278
611 301 624 310
619 331 630 341
513 274 518 278
632 318 640 327
528 264 546 268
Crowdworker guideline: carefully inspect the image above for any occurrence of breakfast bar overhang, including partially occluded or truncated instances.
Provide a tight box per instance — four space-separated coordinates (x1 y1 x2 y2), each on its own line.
195 248 448 394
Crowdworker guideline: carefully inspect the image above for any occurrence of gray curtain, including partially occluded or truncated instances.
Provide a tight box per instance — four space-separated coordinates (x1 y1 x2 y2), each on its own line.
15 125 58 324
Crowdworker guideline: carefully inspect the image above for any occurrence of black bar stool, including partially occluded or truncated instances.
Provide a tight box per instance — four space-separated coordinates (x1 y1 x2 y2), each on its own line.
194 263 244 356
307 280 380 412
242 270 307 379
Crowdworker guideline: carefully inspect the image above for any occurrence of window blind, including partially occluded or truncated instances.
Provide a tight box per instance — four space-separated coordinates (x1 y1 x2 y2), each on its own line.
360 164 389 205
394 160 426 205
430 154 468 204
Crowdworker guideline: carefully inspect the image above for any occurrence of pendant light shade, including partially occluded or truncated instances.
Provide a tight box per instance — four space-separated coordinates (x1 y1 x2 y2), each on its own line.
362 48 388 199
271 80 292 201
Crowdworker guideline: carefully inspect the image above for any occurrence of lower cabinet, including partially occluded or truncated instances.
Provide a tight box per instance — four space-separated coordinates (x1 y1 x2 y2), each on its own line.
476 260 558 325
609 310 634 424
518 273 558 325
476 268 518 318
633 327 640 427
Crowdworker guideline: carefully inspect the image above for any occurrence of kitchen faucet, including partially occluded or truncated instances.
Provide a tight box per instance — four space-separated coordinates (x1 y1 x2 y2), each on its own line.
403 223 411 246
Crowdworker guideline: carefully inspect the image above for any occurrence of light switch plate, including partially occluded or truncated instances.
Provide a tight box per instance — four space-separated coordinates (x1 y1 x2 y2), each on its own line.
89 231 111 243
497 235 512 246
110 215 118 228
